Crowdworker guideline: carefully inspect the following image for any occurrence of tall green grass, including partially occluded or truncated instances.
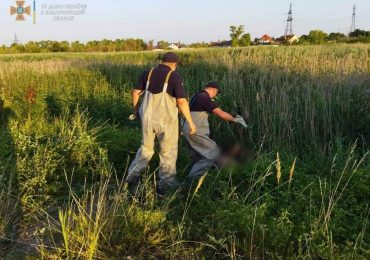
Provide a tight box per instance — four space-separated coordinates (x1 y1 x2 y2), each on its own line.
0 45 369 258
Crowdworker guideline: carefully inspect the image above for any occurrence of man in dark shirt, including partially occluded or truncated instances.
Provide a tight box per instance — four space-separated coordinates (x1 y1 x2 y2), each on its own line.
135 63 186 98
127 52 196 194
182 82 236 181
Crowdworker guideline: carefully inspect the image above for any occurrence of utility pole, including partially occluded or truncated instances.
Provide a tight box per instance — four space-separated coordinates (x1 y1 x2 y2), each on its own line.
13 33 19 45
350 4 356 33
285 3 293 38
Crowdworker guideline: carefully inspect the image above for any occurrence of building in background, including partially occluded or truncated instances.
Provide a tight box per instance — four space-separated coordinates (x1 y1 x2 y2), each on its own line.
276 35 299 45
259 34 273 44
168 43 179 50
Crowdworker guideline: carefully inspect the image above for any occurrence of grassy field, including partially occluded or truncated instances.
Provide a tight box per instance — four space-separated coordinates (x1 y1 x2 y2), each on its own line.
0 45 369 259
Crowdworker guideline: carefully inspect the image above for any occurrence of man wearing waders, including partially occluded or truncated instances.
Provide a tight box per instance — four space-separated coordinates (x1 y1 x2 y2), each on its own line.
183 82 244 182
126 52 197 194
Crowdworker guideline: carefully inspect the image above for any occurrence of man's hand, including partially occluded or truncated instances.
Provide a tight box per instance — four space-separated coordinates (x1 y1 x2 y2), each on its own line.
233 115 248 128
177 98 197 135
188 121 197 135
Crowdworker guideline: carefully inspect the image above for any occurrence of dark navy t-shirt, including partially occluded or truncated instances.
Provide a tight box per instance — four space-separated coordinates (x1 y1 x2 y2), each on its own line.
135 64 186 99
190 90 218 113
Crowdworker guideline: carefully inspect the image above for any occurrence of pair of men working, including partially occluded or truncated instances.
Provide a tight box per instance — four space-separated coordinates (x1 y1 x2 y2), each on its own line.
126 52 245 193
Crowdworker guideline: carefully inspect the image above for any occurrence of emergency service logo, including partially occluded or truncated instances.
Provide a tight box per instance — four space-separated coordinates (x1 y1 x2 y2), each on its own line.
9 1 87 23
10 0 36 23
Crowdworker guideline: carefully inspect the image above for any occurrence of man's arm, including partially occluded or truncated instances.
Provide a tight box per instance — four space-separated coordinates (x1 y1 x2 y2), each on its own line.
171 73 196 134
132 69 148 113
177 98 196 135
132 89 142 112
212 108 235 122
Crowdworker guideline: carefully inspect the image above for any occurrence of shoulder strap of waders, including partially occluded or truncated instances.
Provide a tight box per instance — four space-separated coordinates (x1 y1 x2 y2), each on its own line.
145 68 155 91
163 70 174 93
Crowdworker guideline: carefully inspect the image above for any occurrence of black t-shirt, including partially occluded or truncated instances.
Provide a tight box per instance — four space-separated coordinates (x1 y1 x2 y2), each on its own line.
134 64 186 99
190 90 218 113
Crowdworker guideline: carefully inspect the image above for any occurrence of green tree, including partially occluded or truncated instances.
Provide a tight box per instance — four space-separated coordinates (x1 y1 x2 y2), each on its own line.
86 41 99 52
328 32 347 41
229 25 251 47
0 45 7 54
48 41 62 52
24 41 41 53
59 41 70 52
71 41 85 52
308 30 328 44
38 41 50 52
348 29 370 43
349 29 370 38
122 39 146 51
99 39 114 52
297 35 310 45
157 40 169 49
0 38 180 53
147 40 154 51
188 42 208 48
11 43 25 53
239 33 251 46
230 25 245 47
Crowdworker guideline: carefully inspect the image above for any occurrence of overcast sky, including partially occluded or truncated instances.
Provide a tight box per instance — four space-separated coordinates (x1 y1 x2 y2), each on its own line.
0 0 369 45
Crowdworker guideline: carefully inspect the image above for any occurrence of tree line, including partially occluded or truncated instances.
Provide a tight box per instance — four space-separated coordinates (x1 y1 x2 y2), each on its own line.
299 29 370 45
228 26 370 46
0 38 150 54
1 28 369 54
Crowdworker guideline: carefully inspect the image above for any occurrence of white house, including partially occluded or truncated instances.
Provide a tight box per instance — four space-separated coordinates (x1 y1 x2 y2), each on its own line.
277 35 299 45
168 43 179 50
286 35 299 44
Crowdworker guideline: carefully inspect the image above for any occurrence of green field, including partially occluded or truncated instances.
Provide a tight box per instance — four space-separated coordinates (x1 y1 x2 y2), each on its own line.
0 45 369 259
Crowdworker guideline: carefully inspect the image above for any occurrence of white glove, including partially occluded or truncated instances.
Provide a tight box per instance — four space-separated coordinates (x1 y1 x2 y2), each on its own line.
128 114 136 121
233 115 248 128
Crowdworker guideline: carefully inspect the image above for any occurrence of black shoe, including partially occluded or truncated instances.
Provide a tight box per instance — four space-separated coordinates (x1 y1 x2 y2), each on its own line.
157 178 181 196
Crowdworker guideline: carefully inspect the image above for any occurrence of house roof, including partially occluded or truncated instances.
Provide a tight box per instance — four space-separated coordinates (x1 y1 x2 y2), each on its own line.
278 35 297 40
260 34 272 41
276 35 298 41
